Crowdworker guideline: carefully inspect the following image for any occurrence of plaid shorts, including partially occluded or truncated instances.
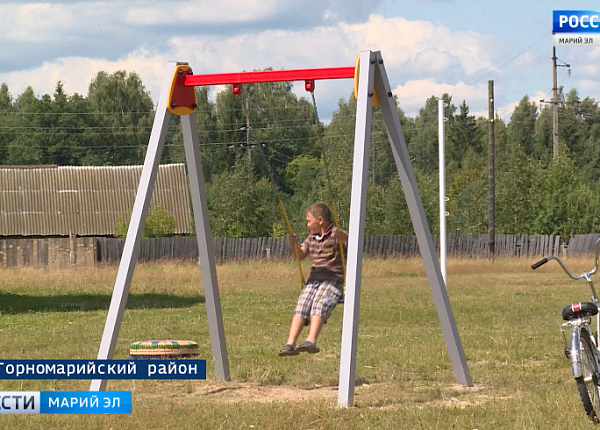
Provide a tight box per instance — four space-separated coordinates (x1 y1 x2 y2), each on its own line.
293 279 343 320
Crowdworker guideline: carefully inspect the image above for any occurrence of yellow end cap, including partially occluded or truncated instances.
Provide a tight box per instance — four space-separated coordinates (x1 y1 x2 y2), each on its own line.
353 56 379 107
167 65 197 116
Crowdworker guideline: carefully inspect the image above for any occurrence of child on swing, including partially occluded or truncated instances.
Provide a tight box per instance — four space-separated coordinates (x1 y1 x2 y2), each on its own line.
279 202 347 356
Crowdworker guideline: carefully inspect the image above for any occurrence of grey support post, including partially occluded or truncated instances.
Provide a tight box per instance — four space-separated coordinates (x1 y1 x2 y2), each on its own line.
90 62 176 391
91 62 231 390
337 50 471 407
373 51 471 388
181 114 230 381
338 50 376 408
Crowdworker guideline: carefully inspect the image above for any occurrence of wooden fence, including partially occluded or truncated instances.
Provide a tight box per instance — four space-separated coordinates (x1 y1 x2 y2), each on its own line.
0 237 96 267
2 233 600 267
95 233 598 264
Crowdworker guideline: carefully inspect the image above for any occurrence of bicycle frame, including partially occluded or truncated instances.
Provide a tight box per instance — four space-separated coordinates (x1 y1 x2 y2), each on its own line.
563 316 596 378
533 237 600 378
534 237 600 422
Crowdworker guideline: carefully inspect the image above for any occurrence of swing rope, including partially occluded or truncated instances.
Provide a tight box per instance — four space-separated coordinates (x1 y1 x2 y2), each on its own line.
310 91 347 293
256 141 306 288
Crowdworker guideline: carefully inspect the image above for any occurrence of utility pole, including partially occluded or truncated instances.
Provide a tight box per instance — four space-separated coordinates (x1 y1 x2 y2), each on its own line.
549 47 570 159
244 96 252 163
488 80 495 259
552 47 559 158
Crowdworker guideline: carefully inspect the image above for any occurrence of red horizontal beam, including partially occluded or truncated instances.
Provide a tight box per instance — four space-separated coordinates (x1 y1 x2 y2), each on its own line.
184 67 355 87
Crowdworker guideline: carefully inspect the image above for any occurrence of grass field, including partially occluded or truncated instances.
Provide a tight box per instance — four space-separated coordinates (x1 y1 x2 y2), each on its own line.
0 257 598 429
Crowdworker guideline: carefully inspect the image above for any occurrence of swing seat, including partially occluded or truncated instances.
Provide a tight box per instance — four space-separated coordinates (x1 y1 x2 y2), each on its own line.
129 340 199 359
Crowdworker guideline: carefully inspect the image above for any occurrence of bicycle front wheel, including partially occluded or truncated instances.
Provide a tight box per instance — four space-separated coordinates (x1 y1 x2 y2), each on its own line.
576 329 600 423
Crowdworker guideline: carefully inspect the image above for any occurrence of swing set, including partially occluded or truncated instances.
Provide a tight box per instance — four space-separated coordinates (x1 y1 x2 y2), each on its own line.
90 50 472 408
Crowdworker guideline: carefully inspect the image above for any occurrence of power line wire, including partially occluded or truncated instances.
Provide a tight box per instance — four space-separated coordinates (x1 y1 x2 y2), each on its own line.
466 31 552 87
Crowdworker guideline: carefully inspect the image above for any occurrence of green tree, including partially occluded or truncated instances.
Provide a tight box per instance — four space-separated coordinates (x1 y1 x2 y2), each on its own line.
0 83 15 164
7 87 44 164
212 76 319 192
249 80 316 188
379 177 413 234
314 95 361 232
447 100 482 169
412 94 454 173
558 91 600 180
558 88 583 156
495 140 540 234
206 155 281 237
581 121 600 182
533 104 552 165
165 87 222 180
368 101 411 187
507 95 537 155
446 168 487 234
87 70 154 165
43 82 93 165
531 147 591 236
284 154 323 227
7 82 97 166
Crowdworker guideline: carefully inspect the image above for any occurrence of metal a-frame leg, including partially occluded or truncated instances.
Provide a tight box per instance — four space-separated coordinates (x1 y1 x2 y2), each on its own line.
338 50 472 408
372 51 472 389
181 113 230 381
91 62 231 390
90 62 176 391
338 50 376 408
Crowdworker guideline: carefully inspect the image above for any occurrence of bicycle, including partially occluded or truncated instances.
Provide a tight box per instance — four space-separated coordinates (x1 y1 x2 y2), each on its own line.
532 237 600 423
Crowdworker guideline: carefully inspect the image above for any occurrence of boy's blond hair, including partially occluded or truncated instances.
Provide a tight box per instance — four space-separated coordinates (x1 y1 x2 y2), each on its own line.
306 202 332 224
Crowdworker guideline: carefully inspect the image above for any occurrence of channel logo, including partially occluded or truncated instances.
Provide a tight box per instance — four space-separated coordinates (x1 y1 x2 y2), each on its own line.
553 10 600 47
553 10 600 33
0 391 131 414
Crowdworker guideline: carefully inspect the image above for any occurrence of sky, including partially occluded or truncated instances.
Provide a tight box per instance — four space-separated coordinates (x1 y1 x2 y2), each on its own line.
0 0 597 122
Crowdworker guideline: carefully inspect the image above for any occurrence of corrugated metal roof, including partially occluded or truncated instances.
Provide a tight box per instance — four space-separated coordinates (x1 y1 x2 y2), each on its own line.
0 164 192 236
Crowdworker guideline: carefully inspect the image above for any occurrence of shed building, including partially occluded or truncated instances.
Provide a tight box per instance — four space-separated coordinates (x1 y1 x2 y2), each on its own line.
0 164 192 237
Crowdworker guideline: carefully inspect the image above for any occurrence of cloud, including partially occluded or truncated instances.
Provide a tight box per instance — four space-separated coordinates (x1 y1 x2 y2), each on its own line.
0 2 145 72
123 0 385 26
491 90 547 122
576 64 600 94
579 79 600 92
0 7 549 124
0 1 387 74
404 48 465 84
391 78 487 116
158 15 506 118
124 0 282 25
0 51 167 102
584 46 600 60
343 15 500 75
1 4 69 42
579 64 599 76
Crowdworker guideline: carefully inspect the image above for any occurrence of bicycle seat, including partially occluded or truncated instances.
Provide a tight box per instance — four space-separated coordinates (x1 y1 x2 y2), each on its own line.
562 302 599 320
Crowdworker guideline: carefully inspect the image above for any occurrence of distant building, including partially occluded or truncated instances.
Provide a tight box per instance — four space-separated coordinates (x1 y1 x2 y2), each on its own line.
0 164 192 237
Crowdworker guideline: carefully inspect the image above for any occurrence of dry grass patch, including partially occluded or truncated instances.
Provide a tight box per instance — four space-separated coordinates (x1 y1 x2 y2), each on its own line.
0 257 597 429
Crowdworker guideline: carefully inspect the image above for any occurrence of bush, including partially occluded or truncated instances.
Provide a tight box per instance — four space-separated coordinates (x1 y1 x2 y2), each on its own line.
114 204 177 238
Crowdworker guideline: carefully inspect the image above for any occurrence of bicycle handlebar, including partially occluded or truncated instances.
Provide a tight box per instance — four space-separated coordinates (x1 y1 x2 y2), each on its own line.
531 237 600 281
531 257 548 270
